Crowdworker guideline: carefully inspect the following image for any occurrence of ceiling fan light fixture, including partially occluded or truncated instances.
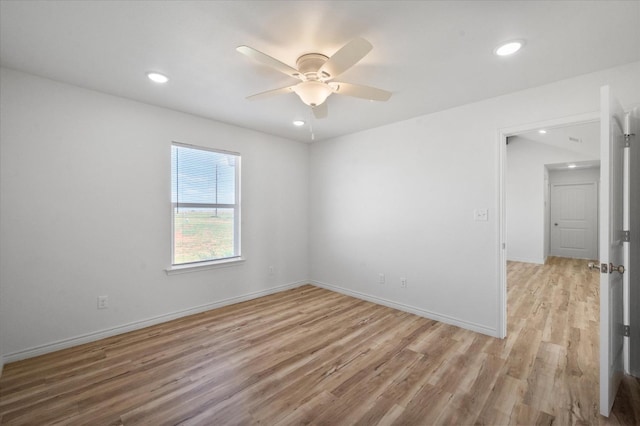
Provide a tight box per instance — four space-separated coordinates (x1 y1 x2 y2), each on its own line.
293 81 333 107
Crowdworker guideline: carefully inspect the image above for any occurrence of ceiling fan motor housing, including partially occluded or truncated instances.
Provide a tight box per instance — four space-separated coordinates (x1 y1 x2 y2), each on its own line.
296 53 330 80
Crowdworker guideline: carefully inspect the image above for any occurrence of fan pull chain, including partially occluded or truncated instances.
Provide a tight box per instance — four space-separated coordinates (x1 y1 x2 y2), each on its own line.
309 108 315 141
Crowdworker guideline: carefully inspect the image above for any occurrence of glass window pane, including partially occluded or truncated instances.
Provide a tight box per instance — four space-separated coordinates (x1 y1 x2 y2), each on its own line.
171 145 236 205
173 207 235 264
171 143 240 265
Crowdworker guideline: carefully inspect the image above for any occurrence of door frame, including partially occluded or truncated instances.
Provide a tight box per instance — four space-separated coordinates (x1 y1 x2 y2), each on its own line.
497 111 599 338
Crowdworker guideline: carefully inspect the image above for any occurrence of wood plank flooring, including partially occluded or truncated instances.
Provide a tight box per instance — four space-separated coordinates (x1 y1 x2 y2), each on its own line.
1 257 639 425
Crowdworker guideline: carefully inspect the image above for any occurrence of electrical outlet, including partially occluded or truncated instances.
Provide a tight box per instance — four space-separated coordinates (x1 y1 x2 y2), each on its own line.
268 266 275 275
400 278 407 288
379 273 385 284
97 295 108 309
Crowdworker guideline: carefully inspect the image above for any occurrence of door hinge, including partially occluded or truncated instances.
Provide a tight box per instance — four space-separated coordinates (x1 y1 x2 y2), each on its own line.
622 230 631 242
625 134 633 148
623 325 630 337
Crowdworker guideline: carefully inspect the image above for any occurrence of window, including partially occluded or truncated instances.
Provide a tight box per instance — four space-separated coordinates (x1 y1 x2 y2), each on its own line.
171 142 240 266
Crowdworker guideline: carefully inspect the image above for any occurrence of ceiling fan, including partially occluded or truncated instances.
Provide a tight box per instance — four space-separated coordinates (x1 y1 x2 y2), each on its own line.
236 38 391 119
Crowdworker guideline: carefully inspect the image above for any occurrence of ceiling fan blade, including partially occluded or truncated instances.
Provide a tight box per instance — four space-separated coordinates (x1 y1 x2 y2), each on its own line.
236 45 301 79
332 82 391 101
318 37 373 80
312 102 328 119
246 85 296 100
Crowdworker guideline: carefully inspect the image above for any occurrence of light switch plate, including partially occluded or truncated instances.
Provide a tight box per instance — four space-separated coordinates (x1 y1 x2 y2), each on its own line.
474 208 488 221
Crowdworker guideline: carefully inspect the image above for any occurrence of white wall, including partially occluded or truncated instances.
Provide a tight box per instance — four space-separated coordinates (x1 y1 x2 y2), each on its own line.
506 137 599 264
0 68 309 361
309 61 640 336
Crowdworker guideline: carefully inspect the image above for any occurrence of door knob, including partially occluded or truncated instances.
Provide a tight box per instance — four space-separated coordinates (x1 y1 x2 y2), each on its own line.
588 262 624 274
554 223 558 226
609 263 625 274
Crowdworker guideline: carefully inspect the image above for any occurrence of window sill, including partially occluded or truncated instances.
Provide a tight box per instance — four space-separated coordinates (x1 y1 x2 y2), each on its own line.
165 257 245 275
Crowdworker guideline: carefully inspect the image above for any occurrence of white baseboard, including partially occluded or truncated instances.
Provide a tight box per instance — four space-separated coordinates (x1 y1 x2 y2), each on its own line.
310 280 498 338
506 256 545 264
4 281 307 364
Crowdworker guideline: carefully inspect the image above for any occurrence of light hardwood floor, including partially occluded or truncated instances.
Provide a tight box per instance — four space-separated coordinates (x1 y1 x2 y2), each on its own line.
1 257 639 425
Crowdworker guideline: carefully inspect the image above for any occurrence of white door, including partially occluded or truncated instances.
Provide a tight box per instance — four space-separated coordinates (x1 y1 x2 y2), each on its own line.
599 86 626 417
550 182 597 259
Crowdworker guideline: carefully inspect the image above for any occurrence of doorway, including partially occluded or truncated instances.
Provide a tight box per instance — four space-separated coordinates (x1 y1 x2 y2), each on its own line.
500 94 640 417
504 121 600 266
498 112 599 338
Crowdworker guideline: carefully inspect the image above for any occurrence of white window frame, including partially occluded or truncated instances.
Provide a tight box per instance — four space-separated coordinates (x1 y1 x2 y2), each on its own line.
166 142 242 274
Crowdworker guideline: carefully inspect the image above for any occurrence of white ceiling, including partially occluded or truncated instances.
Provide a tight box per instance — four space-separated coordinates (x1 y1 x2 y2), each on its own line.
1 1 639 143
510 121 601 171
515 121 601 158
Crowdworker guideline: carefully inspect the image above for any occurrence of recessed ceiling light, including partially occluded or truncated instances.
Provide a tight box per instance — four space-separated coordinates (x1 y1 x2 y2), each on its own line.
568 164 577 169
293 120 305 127
147 72 169 83
494 40 524 56
538 129 547 134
